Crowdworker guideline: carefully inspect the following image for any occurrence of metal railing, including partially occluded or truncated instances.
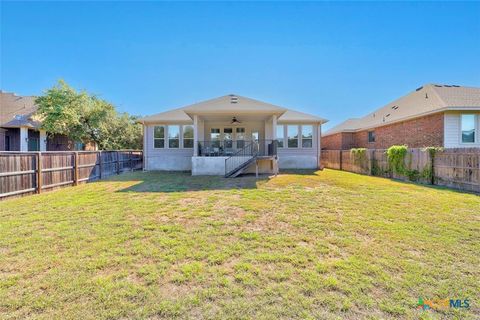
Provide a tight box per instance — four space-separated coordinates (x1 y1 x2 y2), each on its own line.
198 140 277 157
224 140 277 177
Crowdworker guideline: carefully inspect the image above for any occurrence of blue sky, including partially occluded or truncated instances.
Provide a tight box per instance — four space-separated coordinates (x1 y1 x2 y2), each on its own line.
1 1 479 130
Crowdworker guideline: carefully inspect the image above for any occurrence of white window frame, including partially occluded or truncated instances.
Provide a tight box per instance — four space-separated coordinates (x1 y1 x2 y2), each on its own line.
300 125 313 148
153 125 165 149
276 125 285 148
182 125 194 148
167 125 180 148
287 125 300 148
460 114 477 144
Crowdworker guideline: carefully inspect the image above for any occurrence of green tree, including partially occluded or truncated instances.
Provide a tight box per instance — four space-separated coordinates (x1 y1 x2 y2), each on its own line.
35 80 142 150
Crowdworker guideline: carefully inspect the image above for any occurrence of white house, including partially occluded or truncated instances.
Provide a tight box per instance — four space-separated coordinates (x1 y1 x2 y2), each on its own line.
139 95 327 176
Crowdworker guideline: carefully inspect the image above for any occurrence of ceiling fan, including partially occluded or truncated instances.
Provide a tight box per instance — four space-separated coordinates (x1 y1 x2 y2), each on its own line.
230 116 241 125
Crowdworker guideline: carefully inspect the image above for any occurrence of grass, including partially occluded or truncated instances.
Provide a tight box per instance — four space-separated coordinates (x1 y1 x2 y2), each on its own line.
0 169 479 319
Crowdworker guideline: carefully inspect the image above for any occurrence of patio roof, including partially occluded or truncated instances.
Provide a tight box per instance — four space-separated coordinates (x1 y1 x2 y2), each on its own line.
139 94 327 124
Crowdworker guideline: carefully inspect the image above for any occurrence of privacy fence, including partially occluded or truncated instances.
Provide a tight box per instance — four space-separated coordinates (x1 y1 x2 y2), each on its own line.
321 148 480 193
0 150 143 200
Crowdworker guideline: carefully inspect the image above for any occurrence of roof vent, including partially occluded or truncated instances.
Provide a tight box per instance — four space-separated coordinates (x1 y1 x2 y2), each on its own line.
385 113 391 117
416 86 423 91
391 105 399 110
425 93 428 99
230 95 238 104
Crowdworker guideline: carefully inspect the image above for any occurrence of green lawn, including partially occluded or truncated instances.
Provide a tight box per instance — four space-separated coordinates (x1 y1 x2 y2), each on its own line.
0 170 479 319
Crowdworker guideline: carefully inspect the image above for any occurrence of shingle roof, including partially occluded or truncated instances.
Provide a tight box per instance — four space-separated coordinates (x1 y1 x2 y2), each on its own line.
139 94 327 124
0 91 41 128
323 84 480 136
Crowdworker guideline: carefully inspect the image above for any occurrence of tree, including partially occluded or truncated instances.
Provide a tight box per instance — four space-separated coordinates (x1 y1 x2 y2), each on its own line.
35 80 142 150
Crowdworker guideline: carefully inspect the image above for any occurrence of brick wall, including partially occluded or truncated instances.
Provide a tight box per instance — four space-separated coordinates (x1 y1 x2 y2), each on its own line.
322 132 342 150
323 112 444 150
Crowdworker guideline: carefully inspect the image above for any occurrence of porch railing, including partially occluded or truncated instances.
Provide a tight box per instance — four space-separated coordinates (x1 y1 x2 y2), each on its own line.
197 140 277 157
224 140 277 177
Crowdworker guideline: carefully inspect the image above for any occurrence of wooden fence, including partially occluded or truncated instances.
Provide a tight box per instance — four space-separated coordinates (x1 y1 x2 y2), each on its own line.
0 150 143 200
321 148 480 193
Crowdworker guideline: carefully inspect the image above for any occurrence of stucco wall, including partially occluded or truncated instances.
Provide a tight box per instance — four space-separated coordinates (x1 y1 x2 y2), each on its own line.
191 156 227 175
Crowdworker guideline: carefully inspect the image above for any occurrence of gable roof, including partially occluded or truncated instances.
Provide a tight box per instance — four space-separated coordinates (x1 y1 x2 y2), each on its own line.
323 84 480 136
0 91 41 129
139 94 327 124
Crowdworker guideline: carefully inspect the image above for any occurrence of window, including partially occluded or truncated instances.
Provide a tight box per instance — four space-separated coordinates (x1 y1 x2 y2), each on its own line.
301 125 313 148
276 125 284 148
461 114 476 143
210 128 220 148
168 125 180 148
223 128 233 148
287 125 299 148
154 126 165 148
368 131 376 143
183 125 194 148
236 127 245 148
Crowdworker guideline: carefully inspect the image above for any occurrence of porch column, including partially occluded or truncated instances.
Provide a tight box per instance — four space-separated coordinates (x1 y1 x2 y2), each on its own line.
193 115 199 156
40 130 47 151
272 115 277 139
20 127 28 151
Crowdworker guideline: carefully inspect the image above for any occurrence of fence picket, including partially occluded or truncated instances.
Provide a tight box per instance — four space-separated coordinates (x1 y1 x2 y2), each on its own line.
321 148 480 193
0 150 143 200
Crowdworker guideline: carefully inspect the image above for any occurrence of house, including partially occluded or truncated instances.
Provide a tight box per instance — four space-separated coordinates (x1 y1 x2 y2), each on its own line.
322 84 480 150
0 91 96 151
139 94 327 176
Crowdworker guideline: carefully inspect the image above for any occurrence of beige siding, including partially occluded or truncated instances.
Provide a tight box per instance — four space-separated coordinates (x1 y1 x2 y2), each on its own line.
444 111 480 148
277 123 320 169
145 123 194 171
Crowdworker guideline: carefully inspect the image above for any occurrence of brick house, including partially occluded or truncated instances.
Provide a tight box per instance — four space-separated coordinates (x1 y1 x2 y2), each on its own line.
322 84 480 150
1 91 97 151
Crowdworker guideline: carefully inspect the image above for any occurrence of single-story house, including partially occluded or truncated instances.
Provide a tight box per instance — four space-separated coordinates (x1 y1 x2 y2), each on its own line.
322 84 480 150
139 94 327 176
0 91 96 151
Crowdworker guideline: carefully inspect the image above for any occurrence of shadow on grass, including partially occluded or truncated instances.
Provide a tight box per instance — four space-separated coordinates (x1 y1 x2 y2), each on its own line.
115 171 273 193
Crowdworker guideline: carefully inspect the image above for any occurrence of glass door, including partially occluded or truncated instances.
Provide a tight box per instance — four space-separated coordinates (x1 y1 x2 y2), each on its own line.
223 128 233 149
235 127 245 149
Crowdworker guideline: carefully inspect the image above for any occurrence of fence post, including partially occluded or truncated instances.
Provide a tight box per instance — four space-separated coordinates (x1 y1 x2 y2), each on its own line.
339 150 343 171
430 150 435 185
36 152 42 194
74 152 79 186
117 151 120 174
98 151 103 180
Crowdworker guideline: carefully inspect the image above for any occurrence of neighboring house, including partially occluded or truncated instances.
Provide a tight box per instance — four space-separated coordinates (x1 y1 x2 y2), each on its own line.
322 84 480 150
0 91 97 151
139 94 327 176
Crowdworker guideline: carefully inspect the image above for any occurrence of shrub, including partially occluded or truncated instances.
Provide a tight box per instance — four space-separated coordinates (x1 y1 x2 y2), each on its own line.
350 148 368 171
386 145 408 175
